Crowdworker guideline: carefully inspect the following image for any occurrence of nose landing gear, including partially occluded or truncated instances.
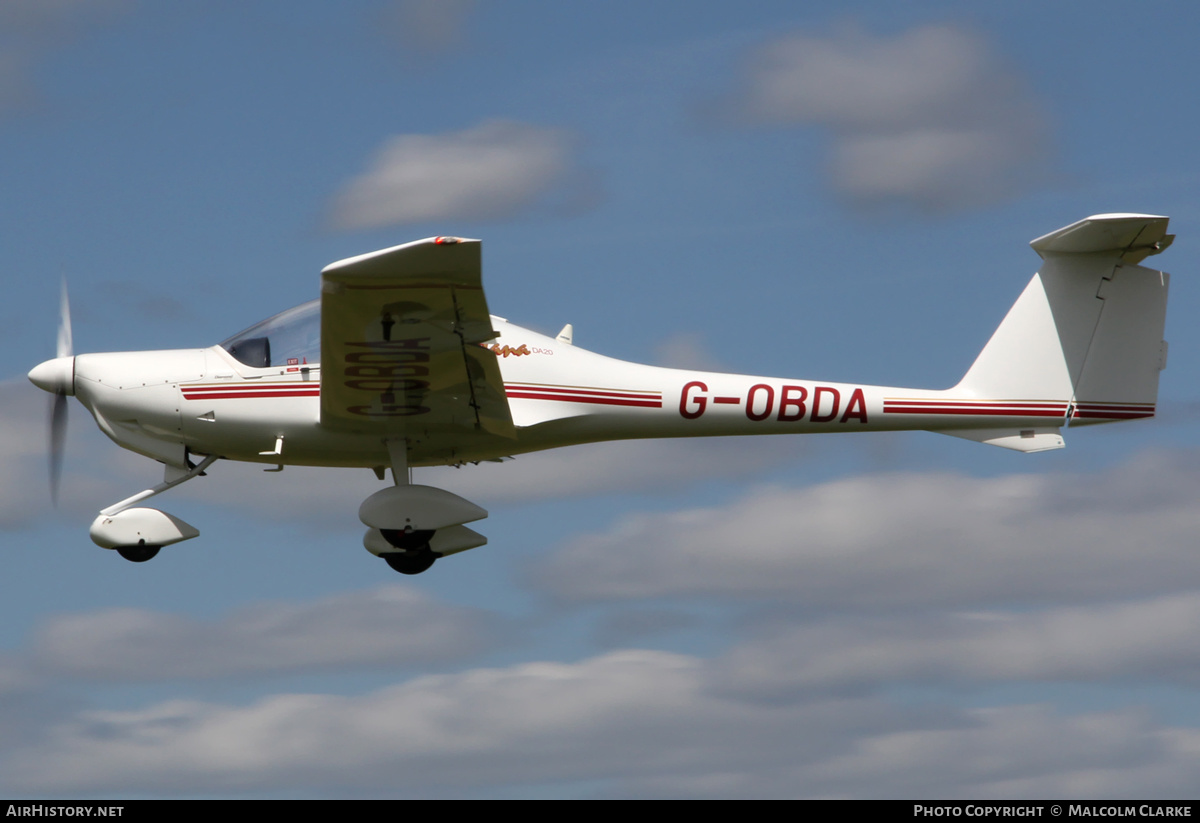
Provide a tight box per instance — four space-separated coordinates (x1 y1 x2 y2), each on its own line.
91 454 217 563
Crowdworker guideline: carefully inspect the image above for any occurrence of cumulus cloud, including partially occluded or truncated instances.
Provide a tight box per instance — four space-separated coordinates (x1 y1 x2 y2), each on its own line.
533 452 1200 608
726 24 1052 211
649 705 1199 800
0 380 179 528
712 592 1200 701
0 381 55 528
7 450 1200 796
7 648 1200 797
4 650 711 794
34 585 493 681
329 120 583 230
428 435 808 504
165 435 808 527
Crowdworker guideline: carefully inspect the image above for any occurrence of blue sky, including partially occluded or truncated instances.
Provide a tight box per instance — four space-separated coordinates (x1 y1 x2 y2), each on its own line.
4 0 1200 798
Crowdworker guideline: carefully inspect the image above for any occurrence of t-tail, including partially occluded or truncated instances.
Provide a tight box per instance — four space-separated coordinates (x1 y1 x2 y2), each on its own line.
936 213 1172 453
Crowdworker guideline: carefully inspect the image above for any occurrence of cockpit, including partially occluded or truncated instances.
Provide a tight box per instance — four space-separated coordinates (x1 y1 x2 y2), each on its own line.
219 300 321 368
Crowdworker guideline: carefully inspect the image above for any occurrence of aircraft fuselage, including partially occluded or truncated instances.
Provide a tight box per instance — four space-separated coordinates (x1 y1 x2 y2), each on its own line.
67 317 1123 473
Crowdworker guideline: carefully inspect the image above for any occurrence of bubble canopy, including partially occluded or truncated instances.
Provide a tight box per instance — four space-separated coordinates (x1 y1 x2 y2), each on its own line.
219 299 320 368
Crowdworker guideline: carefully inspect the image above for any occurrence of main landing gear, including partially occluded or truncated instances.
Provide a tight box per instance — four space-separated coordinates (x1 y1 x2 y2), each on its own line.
359 440 489 576
116 543 161 563
379 528 438 575
90 440 492 575
382 548 438 575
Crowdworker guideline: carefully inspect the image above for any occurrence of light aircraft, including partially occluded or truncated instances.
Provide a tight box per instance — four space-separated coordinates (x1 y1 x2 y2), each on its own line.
28 213 1174 574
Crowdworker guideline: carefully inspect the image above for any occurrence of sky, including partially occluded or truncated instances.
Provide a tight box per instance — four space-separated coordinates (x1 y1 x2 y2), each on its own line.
3 0 1200 799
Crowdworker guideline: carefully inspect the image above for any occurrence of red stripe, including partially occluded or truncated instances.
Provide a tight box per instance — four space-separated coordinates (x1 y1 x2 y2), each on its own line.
884 408 1068 415
884 401 1067 410
505 385 660 401
883 406 1067 417
883 403 1070 410
505 391 661 408
903 405 1066 411
184 390 320 399
184 385 316 392
883 401 1067 408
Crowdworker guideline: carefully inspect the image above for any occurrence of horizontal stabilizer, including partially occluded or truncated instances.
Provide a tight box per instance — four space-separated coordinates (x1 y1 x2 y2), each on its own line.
940 428 1065 453
1030 213 1173 264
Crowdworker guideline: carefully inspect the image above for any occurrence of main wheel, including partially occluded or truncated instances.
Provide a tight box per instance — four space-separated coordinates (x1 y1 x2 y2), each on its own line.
116 544 160 563
383 548 437 575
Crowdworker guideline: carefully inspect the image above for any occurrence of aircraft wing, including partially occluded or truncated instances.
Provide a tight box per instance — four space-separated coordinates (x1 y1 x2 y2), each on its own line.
319 237 516 441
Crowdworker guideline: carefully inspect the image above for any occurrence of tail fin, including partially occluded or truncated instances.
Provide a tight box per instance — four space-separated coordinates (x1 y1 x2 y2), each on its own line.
945 213 1171 451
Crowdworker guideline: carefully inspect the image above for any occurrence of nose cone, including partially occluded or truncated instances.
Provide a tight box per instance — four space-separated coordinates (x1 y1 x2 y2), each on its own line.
28 356 75 396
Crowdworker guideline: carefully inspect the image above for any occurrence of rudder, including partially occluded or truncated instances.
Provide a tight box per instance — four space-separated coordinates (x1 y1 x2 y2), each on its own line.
955 213 1171 426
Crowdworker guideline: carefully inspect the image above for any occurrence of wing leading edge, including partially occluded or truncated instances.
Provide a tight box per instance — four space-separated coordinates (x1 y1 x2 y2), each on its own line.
319 237 515 444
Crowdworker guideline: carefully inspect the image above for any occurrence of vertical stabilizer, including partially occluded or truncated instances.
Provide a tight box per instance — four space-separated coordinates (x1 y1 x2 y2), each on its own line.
954 213 1171 427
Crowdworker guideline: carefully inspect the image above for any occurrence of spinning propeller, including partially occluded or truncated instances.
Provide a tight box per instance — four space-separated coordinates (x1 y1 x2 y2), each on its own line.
28 282 75 505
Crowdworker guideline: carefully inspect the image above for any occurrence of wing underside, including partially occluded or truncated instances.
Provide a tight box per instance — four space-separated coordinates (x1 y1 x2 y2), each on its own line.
319 237 515 454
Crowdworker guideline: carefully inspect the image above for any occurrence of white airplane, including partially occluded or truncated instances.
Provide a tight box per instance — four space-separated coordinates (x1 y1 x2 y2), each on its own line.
28 213 1174 574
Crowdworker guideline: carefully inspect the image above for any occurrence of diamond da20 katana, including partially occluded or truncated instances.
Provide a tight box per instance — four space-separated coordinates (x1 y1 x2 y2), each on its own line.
27 213 1174 574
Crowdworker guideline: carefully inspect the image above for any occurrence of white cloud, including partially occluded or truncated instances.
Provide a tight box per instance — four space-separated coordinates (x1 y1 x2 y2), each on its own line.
162 435 808 527
0 380 185 529
533 452 1200 607
176 461 379 527
809 706 1200 799
427 436 808 504
624 705 1200 799
712 591 1200 700
330 120 580 230
34 585 493 681
9 449 1200 797
0 381 55 528
4 650 712 794
7 648 1200 797
0 655 38 699
728 24 1051 211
